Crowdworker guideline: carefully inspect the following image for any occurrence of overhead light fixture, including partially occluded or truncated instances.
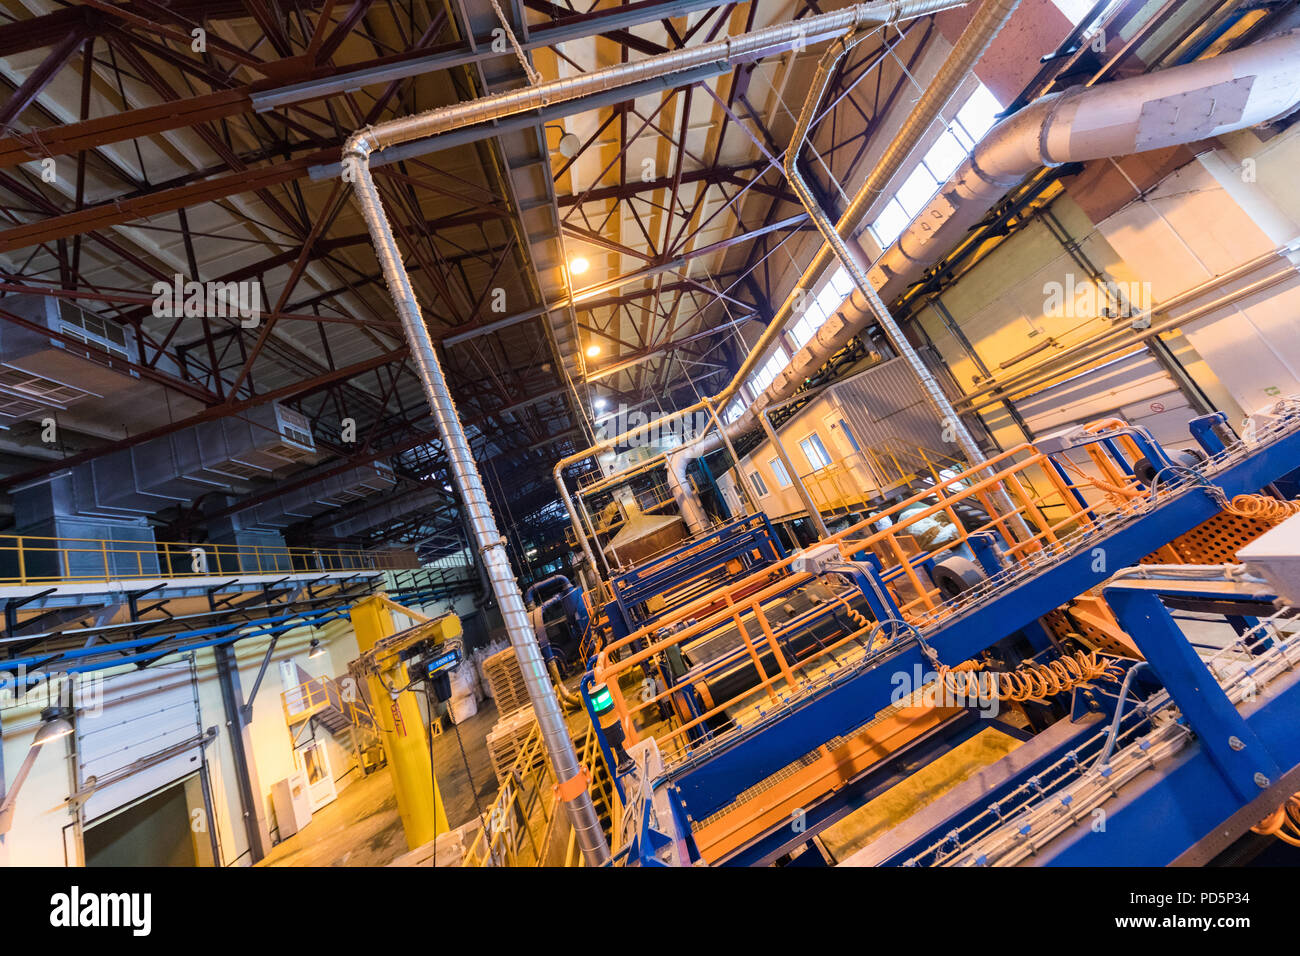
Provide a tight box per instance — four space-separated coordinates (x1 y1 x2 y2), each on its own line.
594 396 607 410
569 256 589 276
34 708 73 745
0 707 74 836
558 132 581 158
585 344 601 358
309 638 326 660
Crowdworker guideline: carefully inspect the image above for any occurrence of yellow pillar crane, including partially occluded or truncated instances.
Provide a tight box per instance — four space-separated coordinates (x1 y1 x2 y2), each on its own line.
349 594 459 850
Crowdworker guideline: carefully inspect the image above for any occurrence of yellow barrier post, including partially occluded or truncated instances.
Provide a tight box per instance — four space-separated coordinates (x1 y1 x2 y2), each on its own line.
349 595 453 850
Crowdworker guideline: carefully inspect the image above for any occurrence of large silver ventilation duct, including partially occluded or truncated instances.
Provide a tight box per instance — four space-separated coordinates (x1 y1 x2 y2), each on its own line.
345 0 967 868
663 0 1015 520
667 444 712 535
864 28 1300 321
783 0 1023 478
663 26 1300 526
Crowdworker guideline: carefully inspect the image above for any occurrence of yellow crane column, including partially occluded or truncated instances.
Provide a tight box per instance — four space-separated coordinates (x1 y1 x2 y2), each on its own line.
350 594 451 850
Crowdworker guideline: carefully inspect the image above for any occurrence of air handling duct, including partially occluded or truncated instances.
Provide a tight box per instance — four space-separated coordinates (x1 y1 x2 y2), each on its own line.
344 0 969 869
249 462 397 529
87 403 320 518
660 25 1300 526
846 27 1300 344
659 0 1017 529
321 483 447 539
783 0 1022 476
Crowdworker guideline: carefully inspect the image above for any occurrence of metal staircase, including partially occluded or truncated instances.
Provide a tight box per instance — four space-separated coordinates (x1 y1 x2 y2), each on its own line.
282 669 385 773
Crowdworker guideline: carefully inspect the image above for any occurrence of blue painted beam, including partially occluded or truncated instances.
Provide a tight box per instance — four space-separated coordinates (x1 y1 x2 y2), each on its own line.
669 427 1300 822
1036 665 1300 865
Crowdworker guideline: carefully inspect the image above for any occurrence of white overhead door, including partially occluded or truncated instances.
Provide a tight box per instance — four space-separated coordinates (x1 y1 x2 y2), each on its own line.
1013 350 1196 506
1014 350 1192 448
76 658 205 822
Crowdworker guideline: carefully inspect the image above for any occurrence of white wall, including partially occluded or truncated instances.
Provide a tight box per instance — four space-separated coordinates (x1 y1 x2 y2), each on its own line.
913 117 1300 456
1097 134 1300 419
1 613 365 867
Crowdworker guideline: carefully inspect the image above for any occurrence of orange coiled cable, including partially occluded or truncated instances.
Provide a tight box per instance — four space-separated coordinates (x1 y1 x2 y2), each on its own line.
1223 494 1300 522
1251 794 1300 847
937 651 1124 704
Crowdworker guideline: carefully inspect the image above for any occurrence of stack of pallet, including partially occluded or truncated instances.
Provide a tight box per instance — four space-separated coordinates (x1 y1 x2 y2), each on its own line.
486 704 543 784
483 646 531 717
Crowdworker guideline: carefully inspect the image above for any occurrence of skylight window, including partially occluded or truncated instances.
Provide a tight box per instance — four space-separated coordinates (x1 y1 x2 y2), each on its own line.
895 165 941 217
815 282 842 321
923 129 967 181
829 266 853 298
1050 0 1099 24
788 267 858 353
790 308 821 349
955 83 1002 142
749 346 789 395
869 198 911 247
868 81 1004 249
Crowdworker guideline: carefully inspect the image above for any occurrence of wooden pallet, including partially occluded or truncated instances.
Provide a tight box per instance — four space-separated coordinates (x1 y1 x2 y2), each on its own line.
486 705 544 785
483 646 531 718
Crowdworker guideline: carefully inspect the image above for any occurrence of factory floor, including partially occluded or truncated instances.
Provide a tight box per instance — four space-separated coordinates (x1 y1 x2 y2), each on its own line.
259 699 501 867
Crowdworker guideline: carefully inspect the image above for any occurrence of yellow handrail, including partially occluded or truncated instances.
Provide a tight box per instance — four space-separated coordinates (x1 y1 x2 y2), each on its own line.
282 676 378 733
0 532 420 585
462 717 614 867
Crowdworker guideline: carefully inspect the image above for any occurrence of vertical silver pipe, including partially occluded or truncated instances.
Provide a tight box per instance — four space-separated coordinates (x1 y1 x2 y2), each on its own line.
783 1 1019 474
760 410 829 538
706 398 760 516
783 1 1031 539
342 2 973 868
346 141 609 866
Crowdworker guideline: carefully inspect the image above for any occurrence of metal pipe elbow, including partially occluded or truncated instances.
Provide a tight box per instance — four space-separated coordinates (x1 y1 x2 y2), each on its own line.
343 130 376 161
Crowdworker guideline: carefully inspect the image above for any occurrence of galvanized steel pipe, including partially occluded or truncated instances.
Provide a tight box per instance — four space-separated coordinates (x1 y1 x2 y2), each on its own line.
344 0 969 867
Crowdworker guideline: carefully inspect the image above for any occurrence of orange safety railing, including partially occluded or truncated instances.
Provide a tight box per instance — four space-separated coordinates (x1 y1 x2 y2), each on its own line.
0 533 421 585
593 426 1152 767
796 443 968 517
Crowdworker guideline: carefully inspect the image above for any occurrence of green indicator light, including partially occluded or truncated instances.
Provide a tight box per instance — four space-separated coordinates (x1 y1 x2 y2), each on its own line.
590 685 614 714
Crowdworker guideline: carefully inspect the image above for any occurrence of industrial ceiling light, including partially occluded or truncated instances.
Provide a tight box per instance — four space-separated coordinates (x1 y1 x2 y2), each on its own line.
569 256 590 277
585 344 601 358
594 396 607 410
558 132 581 158
34 707 73 744
309 638 326 660
0 706 74 835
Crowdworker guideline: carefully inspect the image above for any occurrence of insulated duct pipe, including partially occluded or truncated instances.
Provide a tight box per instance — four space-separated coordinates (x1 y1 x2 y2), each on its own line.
351 168 612 862
781 27 1300 418
661 25 1300 528
783 0 1022 475
667 443 712 535
661 0 1013 522
345 0 965 868
784 1 1032 538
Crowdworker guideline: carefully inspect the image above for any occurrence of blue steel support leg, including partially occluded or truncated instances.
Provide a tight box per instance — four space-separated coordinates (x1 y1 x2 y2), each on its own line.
1018 619 1056 654
1047 457 1097 523
967 532 1004 578
1103 584 1280 802
1189 412 1231 456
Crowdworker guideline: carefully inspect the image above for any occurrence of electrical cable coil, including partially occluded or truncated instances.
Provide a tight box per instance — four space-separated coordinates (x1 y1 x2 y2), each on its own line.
1252 793 1300 847
936 650 1124 704
1221 493 1300 522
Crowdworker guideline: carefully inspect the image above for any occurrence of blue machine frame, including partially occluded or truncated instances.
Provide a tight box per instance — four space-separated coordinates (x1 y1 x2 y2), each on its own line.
598 410 1300 866
603 513 785 641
